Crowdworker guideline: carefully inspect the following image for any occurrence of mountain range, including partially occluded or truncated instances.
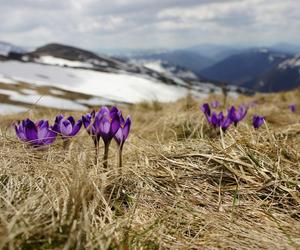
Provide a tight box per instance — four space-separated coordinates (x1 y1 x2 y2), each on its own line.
122 44 300 93
1 40 299 115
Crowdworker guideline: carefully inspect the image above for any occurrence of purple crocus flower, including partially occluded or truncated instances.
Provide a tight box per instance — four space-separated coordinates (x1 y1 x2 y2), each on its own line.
289 104 297 113
215 113 232 132
114 115 131 148
15 118 56 147
202 104 232 132
53 114 82 139
210 112 224 127
228 105 248 126
82 106 120 166
201 103 211 122
211 100 220 108
252 115 265 129
220 117 232 132
111 107 132 172
97 107 120 145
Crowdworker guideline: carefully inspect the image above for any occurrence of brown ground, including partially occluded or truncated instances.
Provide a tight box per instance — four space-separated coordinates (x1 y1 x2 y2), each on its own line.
0 89 299 249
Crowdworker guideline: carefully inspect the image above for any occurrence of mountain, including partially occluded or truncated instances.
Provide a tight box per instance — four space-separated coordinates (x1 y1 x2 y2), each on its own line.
244 54 300 92
124 49 215 73
128 58 221 83
200 48 291 86
0 41 26 60
185 44 244 62
0 43 247 113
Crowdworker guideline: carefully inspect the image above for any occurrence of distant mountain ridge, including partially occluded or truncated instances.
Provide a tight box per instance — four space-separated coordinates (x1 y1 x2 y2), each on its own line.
124 49 215 73
200 48 291 83
201 48 297 91
244 54 300 92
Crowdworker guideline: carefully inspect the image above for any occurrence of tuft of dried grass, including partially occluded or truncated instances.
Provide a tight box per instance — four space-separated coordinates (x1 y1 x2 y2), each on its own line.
0 91 300 249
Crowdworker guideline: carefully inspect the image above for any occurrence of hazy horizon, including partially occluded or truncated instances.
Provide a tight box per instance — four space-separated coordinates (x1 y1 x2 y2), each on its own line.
0 0 300 52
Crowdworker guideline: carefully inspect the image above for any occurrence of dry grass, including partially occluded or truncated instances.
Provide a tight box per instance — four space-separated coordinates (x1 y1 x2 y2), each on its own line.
0 90 300 249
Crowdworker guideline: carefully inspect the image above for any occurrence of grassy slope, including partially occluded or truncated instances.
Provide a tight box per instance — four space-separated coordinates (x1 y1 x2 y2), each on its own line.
0 90 300 249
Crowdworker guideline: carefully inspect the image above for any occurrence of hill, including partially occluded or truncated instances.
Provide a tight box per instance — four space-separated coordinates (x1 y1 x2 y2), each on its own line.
200 48 290 86
125 49 215 73
244 54 300 92
0 90 299 249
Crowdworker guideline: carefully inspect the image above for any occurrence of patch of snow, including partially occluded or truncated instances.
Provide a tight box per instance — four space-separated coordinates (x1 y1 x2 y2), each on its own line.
176 71 198 80
88 59 109 66
22 55 29 61
134 59 198 81
35 56 94 68
20 89 38 95
9 93 87 111
78 97 112 106
49 89 65 95
0 74 17 84
0 104 28 114
143 61 166 73
0 61 188 104
0 89 18 96
278 56 300 69
0 87 87 111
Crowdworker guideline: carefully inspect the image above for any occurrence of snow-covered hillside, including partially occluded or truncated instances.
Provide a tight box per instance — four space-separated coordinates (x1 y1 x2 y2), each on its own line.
278 55 300 69
0 60 189 104
131 59 199 81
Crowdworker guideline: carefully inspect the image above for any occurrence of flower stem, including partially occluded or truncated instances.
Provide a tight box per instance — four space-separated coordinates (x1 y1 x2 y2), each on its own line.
103 141 110 169
94 137 99 165
118 145 123 174
63 139 71 150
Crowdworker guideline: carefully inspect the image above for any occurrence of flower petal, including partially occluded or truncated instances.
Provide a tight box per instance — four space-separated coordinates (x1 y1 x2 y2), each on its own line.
24 119 38 142
15 122 26 141
67 116 75 126
201 103 211 118
114 128 123 145
44 130 57 145
70 120 82 136
82 113 92 129
111 115 120 135
60 120 73 136
55 114 64 125
122 116 131 140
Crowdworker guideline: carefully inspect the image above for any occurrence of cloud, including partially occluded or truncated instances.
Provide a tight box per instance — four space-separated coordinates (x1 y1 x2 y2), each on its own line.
0 0 299 50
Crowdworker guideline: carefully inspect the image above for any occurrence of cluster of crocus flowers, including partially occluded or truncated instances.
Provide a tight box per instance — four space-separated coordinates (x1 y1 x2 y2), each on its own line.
82 106 131 170
201 102 266 131
228 105 248 126
15 116 82 148
14 106 131 171
201 103 248 132
15 119 57 147
201 103 232 132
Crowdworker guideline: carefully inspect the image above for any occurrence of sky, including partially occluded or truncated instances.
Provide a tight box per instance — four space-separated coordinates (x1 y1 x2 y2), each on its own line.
0 0 300 52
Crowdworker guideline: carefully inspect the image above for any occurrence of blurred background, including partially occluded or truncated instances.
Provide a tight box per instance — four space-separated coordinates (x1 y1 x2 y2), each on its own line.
0 0 299 113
